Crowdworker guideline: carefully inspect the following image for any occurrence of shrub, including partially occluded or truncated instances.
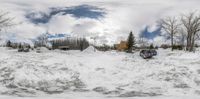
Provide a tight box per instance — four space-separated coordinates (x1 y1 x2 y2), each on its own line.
160 44 170 49
172 45 183 50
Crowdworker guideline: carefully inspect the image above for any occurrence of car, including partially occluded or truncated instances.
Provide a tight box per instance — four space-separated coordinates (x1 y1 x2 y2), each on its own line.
149 50 157 56
18 48 24 52
18 47 30 52
36 48 41 53
23 48 30 52
140 50 152 59
140 49 157 59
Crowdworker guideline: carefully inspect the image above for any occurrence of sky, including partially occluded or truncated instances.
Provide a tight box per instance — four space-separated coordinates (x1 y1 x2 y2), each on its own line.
0 0 200 45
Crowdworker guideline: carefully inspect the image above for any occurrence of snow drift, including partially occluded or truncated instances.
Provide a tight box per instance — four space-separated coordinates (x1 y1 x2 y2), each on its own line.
0 47 200 98
83 46 98 53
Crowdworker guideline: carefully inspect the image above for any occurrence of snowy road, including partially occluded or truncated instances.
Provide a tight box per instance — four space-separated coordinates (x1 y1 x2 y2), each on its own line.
0 47 200 98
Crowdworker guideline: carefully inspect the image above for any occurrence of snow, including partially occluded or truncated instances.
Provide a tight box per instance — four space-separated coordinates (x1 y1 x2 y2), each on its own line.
83 46 98 53
37 47 50 51
0 40 6 46
0 47 200 99
0 93 199 99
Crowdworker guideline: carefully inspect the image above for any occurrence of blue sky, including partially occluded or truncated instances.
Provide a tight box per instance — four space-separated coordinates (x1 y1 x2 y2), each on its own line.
0 0 200 45
26 5 106 24
140 26 162 40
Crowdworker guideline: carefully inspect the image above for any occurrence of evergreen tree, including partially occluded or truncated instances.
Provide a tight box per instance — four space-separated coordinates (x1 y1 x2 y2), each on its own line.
18 43 22 49
149 44 154 49
6 40 11 47
127 31 135 53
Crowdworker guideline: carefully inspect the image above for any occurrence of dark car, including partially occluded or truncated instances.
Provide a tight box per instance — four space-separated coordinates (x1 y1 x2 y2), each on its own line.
18 47 30 52
18 48 24 52
23 48 30 52
140 49 157 59
149 50 157 56
140 50 152 59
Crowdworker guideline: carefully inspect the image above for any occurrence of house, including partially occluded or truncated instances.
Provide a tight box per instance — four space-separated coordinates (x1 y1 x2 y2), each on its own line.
58 46 70 50
115 41 128 51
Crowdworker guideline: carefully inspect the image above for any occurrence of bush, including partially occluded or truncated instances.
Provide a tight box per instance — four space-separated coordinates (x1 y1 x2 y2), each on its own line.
94 44 114 51
172 45 183 50
160 44 170 49
195 44 199 48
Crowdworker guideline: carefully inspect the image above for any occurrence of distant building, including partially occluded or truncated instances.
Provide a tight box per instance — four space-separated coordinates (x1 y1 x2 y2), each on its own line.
115 41 128 51
58 46 70 50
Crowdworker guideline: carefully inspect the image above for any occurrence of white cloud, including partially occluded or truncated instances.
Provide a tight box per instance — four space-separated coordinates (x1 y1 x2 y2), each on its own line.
153 36 169 46
0 0 200 45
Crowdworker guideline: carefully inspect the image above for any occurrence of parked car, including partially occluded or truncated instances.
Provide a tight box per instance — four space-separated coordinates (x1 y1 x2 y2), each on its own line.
36 48 41 53
18 47 30 52
23 48 30 52
18 48 24 52
140 49 157 59
149 50 157 56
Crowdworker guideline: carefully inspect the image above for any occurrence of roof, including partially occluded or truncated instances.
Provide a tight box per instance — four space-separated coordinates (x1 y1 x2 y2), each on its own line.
58 46 70 49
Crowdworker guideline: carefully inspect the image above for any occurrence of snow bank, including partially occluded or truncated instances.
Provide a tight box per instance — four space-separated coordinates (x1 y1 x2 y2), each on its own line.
83 46 98 53
36 47 50 53
0 40 6 46
39 47 49 51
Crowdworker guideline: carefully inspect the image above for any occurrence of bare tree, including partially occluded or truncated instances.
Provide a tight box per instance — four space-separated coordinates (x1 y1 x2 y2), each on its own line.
0 11 14 32
137 36 149 48
181 12 200 52
179 28 187 47
159 16 180 51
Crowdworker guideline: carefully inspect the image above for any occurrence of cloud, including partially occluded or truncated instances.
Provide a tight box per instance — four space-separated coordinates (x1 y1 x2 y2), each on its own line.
26 5 106 24
1 0 200 45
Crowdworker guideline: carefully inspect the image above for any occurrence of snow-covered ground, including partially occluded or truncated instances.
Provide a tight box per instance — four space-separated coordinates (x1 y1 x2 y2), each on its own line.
0 46 200 99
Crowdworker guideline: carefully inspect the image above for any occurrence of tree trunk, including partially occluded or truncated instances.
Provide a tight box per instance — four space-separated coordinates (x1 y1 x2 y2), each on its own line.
190 33 196 52
186 36 189 51
186 33 191 51
171 32 174 51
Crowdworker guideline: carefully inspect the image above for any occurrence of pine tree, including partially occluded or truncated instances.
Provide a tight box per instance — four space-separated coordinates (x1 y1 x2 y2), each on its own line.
127 31 135 53
18 43 22 49
149 44 154 49
6 40 11 47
